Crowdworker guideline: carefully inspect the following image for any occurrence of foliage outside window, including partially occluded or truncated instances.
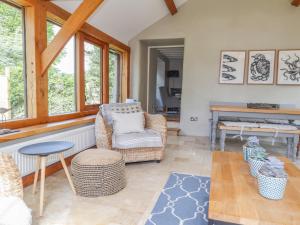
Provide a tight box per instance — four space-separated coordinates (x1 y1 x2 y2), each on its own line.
84 41 102 105
0 1 26 121
47 21 76 115
109 50 121 103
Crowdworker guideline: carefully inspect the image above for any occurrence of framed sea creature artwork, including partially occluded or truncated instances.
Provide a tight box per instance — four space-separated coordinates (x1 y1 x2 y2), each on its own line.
219 51 246 84
247 50 276 85
277 50 300 85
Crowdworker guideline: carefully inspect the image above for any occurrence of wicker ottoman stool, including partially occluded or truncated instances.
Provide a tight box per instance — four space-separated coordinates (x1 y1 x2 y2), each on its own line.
71 149 126 197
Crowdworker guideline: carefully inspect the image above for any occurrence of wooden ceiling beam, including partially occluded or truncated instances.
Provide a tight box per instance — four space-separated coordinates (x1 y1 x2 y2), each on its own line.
164 0 177 15
41 0 104 74
292 0 300 6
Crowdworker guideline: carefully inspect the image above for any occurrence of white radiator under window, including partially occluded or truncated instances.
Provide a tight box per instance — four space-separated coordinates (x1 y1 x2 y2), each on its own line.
0 125 96 176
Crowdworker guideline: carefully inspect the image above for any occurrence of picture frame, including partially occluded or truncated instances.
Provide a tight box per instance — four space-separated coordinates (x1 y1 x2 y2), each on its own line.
219 50 246 84
247 50 276 85
277 49 300 85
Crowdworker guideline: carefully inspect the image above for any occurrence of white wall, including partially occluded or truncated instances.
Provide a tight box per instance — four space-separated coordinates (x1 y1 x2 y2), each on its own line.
129 0 300 136
156 57 166 110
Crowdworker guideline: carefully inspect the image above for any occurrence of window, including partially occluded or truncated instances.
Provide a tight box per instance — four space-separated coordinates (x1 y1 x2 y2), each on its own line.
0 1 26 121
47 21 76 115
84 40 102 105
109 50 122 103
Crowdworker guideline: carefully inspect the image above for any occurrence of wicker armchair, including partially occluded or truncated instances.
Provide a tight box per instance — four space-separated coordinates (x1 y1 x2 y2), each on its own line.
0 153 23 198
0 154 32 225
95 103 167 163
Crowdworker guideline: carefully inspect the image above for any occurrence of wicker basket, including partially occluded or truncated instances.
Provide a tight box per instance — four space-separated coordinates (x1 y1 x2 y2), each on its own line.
0 153 23 198
248 158 266 177
257 171 287 200
71 149 126 198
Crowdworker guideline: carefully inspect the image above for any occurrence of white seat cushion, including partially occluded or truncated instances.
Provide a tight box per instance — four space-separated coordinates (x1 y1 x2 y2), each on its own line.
112 129 163 149
0 196 32 225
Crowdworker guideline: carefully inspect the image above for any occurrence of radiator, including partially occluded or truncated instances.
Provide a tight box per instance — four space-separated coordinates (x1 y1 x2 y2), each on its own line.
0 124 96 176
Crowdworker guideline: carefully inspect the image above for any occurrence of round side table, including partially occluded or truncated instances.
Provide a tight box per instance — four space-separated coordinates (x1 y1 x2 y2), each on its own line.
19 141 76 216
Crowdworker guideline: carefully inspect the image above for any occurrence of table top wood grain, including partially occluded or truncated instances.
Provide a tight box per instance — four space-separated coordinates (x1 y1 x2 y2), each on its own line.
209 152 300 225
210 105 300 115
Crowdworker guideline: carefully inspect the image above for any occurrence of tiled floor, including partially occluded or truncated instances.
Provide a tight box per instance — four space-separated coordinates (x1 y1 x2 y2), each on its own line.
24 135 299 225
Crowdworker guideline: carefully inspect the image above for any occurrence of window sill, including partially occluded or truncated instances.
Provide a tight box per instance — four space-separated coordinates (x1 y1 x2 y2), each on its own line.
0 115 96 143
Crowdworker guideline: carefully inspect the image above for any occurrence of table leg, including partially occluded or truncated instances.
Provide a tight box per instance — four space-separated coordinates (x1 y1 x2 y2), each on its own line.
33 156 41 194
287 138 292 159
39 156 47 217
211 112 218 151
293 135 299 161
220 130 226 151
59 153 76 194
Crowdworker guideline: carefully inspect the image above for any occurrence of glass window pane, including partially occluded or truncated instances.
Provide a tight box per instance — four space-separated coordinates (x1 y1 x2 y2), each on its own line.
47 21 76 115
84 41 102 105
109 51 121 103
0 1 26 121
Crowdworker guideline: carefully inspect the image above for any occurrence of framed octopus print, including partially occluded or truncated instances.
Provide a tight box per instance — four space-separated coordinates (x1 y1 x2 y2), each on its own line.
219 50 246 84
277 50 300 85
247 50 276 85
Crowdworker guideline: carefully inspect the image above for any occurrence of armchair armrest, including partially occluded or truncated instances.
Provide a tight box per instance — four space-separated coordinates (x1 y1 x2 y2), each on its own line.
145 113 167 146
95 112 112 149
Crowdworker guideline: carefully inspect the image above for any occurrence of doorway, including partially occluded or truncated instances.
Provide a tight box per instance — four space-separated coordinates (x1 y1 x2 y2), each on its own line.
147 45 184 122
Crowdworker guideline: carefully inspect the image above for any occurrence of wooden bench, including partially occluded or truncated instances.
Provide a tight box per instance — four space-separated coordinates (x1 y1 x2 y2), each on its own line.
218 123 300 161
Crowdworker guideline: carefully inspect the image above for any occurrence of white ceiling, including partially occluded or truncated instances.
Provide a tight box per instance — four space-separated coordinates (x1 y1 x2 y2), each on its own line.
52 0 188 44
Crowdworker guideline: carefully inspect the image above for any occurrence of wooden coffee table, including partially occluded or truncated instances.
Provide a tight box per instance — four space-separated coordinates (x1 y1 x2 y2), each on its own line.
209 151 300 225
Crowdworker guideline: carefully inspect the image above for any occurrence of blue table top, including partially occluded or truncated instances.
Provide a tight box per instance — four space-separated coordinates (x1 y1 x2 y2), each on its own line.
18 141 74 156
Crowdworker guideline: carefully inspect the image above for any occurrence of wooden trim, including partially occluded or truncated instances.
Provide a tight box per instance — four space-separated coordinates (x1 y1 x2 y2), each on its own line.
44 2 129 52
103 43 110 104
81 34 108 107
22 153 78 188
291 0 300 6
41 0 104 74
164 0 177 15
10 0 34 7
76 32 85 112
0 115 96 143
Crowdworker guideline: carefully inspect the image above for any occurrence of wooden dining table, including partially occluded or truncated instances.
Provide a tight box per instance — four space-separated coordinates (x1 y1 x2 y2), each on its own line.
209 151 300 225
210 105 300 150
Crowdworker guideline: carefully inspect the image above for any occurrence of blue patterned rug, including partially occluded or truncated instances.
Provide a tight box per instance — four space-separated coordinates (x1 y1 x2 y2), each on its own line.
145 173 210 225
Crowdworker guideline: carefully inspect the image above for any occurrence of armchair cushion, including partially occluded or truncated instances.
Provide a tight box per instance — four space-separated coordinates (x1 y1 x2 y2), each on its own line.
111 112 145 134
100 103 143 125
112 129 163 149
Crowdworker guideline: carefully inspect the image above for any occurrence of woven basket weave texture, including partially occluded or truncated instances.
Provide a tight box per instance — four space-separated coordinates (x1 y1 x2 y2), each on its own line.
0 153 23 198
71 149 126 197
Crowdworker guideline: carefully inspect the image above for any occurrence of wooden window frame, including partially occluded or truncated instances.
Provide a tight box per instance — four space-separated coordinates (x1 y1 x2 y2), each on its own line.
78 33 109 112
1 0 130 131
0 0 29 120
109 48 123 103
46 20 78 117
